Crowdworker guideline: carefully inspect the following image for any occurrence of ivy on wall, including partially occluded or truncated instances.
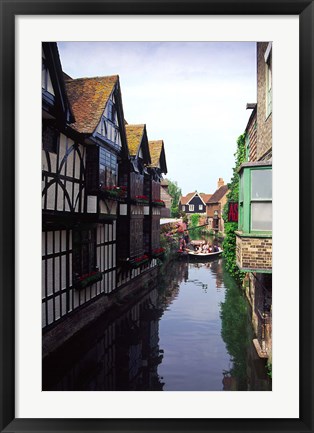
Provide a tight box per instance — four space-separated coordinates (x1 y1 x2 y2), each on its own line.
222 133 246 284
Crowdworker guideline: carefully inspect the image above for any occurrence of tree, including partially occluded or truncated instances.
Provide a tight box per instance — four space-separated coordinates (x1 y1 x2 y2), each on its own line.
166 179 182 218
222 133 246 284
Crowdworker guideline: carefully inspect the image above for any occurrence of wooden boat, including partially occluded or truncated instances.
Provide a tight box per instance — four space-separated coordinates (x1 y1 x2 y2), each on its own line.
187 247 223 259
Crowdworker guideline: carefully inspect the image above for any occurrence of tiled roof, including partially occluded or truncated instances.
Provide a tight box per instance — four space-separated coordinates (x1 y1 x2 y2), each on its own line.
180 192 212 205
207 185 229 203
64 75 118 134
125 124 145 156
148 140 163 167
200 193 212 204
180 193 195 205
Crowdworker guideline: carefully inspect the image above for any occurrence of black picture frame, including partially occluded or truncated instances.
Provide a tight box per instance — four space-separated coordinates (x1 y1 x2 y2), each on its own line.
0 1 313 432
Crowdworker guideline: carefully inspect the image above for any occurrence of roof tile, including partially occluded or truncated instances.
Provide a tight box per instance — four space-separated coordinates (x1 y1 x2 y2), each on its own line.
125 124 145 156
148 140 163 167
65 75 118 134
207 185 229 203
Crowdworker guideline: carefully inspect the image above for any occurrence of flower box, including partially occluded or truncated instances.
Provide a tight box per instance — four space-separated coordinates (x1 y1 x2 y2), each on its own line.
129 254 150 268
152 199 165 207
131 195 149 206
100 185 127 201
74 271 103 290
151 247 165 258
119 255 150 269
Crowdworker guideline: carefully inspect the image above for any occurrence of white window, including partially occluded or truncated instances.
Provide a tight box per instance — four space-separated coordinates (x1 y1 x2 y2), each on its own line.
182 205 185 211
251 169 272 231
199 205 203 211
265 43 272 118
189 204 194 211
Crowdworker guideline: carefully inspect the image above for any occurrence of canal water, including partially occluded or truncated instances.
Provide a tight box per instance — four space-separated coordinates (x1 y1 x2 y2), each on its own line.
43 256 271 391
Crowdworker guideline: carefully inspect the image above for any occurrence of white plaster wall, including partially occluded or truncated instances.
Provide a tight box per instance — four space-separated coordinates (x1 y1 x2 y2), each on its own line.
119 204 127 215
46 181 56 210
59 134 67 175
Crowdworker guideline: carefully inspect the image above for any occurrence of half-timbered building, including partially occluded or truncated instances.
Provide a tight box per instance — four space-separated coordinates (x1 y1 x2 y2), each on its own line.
146 140 168 255
42 43 129 329
117 124 152 286
42 43 168 345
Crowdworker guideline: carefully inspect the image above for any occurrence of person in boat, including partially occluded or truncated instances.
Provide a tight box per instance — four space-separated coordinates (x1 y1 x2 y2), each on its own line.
179 236 185 252
212 244 219 252
184 230 190 245
202 243 209 252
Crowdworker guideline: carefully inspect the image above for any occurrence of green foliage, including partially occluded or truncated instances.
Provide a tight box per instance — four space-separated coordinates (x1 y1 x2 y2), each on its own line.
190 213 200 227
266 362 272 378
166 179 182 218
220 265 252 387
222 133 246 284
189 213 203 239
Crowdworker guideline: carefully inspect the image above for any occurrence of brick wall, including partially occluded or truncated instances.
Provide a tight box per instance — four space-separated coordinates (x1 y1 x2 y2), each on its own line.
257 42 272 161
236 234 272 271
247 112 257 162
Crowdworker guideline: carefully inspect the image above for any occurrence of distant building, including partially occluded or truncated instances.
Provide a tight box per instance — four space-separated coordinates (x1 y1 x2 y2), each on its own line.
179 192 211 215
206 178 229 234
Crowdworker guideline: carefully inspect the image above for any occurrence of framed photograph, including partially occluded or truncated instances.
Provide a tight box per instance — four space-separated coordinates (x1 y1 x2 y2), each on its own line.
1 1 313 432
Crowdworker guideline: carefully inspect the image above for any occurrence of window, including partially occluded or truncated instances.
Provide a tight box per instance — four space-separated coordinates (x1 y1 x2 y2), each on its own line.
265 43 272 118
99 147 118 188
189 204 194 211
251 169 272 231
182 205 185 211
42 124 59 153
73 228 96 278
107 101 116 123
238 164 272 233
199 204 203 211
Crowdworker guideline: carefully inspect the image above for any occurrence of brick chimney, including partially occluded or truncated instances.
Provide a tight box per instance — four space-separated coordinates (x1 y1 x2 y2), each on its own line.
217 178 224 189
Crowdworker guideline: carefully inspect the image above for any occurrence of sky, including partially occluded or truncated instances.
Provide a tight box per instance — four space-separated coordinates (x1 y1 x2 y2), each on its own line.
58 42 256 196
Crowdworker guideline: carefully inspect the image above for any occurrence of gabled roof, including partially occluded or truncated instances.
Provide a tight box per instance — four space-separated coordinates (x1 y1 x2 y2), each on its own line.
199 193 212 204
125 124 145 156
180 192 212 206
64 75 118 134
125 124 151 164
42 42 75 124
207 185 229 204
180 193 195 205
148 140 167 174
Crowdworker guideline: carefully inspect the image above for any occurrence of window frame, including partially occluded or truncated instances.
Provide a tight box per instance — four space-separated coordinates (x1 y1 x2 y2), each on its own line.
189 204 194 212
238 164 272 235
42 124 59 154
72 227 97 279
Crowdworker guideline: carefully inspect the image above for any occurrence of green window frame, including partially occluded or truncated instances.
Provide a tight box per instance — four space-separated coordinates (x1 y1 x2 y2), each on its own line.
238 164 272 234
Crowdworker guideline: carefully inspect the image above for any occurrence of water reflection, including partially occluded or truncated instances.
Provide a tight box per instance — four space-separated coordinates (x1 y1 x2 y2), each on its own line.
43 257 271 391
